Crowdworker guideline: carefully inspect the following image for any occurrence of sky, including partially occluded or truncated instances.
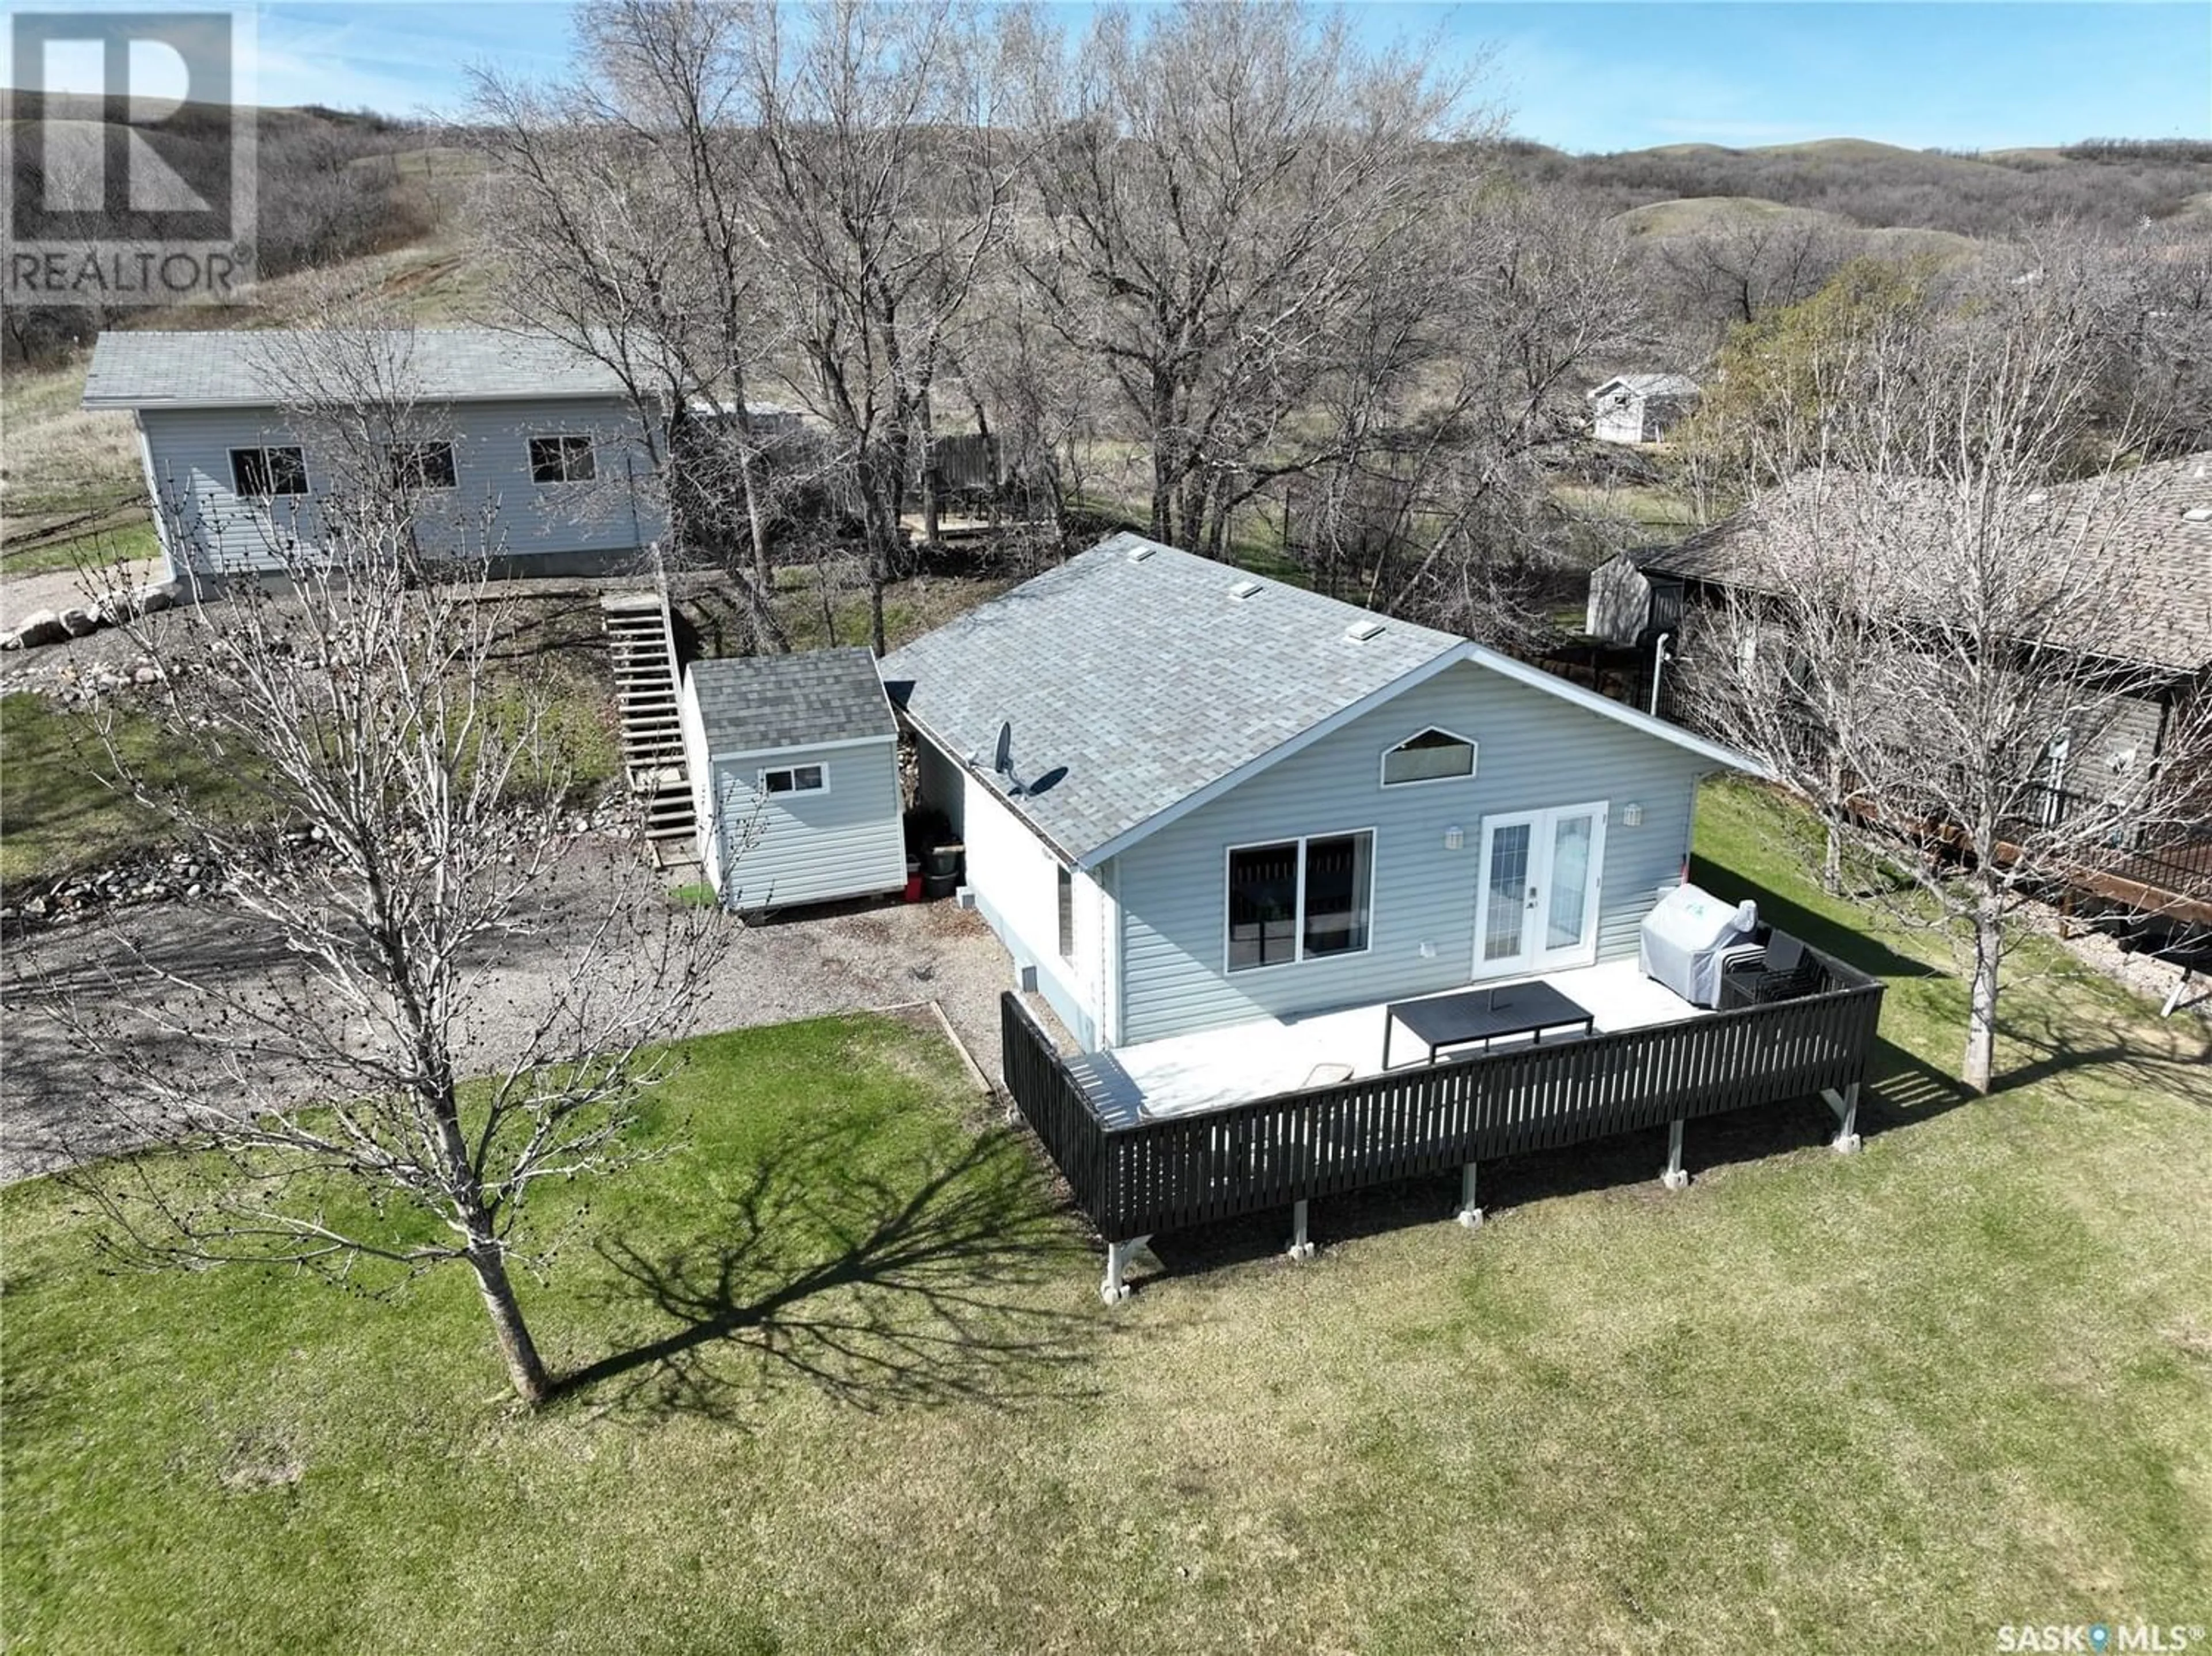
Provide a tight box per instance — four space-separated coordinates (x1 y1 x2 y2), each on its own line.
12 1 2211 153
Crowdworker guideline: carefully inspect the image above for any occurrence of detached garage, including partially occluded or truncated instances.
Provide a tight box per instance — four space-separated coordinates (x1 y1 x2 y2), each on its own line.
679 648 908 912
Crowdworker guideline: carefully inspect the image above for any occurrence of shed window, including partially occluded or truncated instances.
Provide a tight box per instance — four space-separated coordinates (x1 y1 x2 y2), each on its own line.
1227 831 1373 972
1381 728 1475 786
762 764 825 795
1056 866 1075 962
389 441 457 490
230 445 307 497
528 434 596 484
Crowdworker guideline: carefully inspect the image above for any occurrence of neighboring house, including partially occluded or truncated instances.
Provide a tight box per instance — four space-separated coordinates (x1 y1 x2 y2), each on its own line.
81 328 669 582
881 534 1756 1053
679 647 908 912
1584 456 2212 804
1588 373 1700 445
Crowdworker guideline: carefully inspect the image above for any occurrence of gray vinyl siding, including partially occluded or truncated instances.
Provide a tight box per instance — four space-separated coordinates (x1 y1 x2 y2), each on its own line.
710 738 907 911
137 397 664 575
2062 691 2168 797
1112 658 1713 1045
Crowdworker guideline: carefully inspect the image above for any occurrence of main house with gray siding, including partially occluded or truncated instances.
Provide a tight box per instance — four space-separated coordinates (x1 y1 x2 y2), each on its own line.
882 535 1755 1052
82 328 666 582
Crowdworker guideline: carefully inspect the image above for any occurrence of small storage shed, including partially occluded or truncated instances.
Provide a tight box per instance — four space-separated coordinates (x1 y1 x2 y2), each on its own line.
679 648 908 912
1588 373 1700 445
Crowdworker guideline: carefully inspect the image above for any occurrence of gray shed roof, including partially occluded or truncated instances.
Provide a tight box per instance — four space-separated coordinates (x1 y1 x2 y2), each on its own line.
689 647 897 756
882 536 1465 862
82 328 635 410
1590 373 1701 402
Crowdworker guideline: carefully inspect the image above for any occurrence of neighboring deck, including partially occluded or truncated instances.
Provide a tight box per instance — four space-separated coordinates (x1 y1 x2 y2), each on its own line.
1001 942 1885 1259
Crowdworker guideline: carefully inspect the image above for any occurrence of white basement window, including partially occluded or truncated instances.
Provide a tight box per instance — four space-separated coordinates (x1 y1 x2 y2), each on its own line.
229 445 308 497
1225 831 1373 972
528 434 596 484
760 764 825 795
1380 727 1476 787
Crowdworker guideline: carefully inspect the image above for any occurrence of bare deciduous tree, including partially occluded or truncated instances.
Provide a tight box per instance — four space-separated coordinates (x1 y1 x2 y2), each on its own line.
1687 274 2212 1092
52 330 721 1407
1001 1 1474 553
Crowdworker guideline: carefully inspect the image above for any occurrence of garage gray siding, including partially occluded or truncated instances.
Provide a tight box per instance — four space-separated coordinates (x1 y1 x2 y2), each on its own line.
1112 659 1713 1045
711 738 907 911
138 397 664 576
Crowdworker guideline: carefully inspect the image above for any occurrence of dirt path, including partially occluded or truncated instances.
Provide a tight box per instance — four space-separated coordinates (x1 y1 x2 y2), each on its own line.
0 556 163 632
0 843 1013 1183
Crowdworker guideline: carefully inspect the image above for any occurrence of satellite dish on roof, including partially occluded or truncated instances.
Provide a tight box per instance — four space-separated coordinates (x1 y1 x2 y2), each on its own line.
993 719 1037 798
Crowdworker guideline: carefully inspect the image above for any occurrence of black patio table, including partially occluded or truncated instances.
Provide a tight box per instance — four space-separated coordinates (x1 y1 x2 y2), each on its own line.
1382 981 1597 1070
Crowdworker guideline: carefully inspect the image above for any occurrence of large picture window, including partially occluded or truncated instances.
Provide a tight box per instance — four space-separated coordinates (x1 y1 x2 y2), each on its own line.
1226 831 1373 972
1380 727 1475 786
229 445 308 498
528 434 596 484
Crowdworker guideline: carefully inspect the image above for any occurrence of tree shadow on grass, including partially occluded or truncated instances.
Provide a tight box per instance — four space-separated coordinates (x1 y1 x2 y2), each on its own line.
1989 998 2212 1106
558 1120 1104 1422
1689 851 1938 983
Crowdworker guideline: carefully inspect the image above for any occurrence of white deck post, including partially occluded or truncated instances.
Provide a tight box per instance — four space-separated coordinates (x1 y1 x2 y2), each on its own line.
1660 1118 1689 1191
1101 1235 1150 1304
1821 1083 1862 1154
1454 1162 1484 1228
1286 1200 1315 1260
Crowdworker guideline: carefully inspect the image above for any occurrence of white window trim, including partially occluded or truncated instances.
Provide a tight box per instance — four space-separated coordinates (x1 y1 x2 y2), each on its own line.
1221 827 1377 976
229 444 309 498
759 763 829 796
1378 726 1479 789
527 433 597 484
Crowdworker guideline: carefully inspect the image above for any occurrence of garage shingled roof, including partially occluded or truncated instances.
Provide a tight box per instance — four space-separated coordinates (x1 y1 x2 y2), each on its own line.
689 648 897 756
82 328 635 409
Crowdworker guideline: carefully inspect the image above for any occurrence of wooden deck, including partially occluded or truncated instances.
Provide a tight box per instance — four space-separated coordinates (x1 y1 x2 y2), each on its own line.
1001 942 1885 1289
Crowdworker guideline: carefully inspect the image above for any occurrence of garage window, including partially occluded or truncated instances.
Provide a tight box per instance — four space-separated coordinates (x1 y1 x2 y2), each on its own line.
230 445 308 497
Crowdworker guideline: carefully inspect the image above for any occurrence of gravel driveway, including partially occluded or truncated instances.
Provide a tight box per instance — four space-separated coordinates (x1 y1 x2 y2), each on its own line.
0 840 1014 1183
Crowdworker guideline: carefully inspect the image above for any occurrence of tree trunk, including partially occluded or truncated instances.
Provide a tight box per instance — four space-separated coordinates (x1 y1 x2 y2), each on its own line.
467 1243 552 1408
1962 892 2003 1094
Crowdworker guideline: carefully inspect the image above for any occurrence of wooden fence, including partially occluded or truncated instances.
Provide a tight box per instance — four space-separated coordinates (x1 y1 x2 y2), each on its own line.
1001 961 1884 1243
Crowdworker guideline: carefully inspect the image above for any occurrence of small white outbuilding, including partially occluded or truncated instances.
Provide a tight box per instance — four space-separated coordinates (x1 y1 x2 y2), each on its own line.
1588 373 1701 445
679 648 908 912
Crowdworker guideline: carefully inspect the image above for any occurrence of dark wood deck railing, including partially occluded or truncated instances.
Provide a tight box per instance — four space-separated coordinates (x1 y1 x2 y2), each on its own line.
1001 956 1884 1244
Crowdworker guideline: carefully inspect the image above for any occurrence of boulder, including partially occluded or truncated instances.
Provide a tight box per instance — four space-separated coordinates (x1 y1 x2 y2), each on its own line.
7 611 67 649
58 605 101 638
135 581 180 616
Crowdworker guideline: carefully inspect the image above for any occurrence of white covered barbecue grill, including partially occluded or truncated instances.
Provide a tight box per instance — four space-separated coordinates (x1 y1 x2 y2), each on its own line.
1638 883 1764 1009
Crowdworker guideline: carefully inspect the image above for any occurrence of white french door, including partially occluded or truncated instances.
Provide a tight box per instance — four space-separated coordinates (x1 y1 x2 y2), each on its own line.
1473 802 1608 979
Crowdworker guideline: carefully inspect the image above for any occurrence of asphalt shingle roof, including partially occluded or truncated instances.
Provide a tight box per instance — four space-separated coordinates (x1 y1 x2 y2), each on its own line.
1591 373 1700 401
690 648 896 755
879 535 1465 862
82 328 634 409
1643 457 2212 675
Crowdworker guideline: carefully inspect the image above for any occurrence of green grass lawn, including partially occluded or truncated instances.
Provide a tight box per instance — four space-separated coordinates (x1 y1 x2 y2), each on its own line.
5 786 2209 1653
0 691 258 888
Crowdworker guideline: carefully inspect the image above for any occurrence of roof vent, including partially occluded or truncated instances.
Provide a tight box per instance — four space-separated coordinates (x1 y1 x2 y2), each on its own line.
1344 619 1386 642
2184 506 2212 522
2024 490 2050 506
1229 579 1262 600
1126 543 1158 563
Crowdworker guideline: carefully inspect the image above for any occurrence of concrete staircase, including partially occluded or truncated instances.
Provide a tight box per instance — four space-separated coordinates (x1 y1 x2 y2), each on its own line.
600 589 697 858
